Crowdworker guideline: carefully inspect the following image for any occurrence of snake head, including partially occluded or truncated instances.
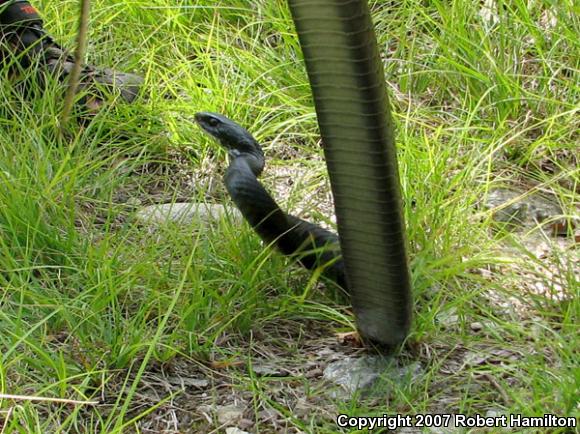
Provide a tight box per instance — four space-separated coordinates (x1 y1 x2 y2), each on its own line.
194 112 262 157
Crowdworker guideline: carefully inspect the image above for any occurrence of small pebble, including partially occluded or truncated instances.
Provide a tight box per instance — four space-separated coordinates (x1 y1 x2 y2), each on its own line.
225 428 251 434
470 322 484 332
217 404 245 425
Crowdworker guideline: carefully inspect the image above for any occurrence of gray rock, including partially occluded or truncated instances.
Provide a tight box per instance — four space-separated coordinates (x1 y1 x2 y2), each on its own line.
251 361 286 377
485 408 505 418
470 321 484 332
125 197 142 208
324 356 384 396
134 202 241 226
217 404 246 425
493 202 529 227
427 419 460 434
323 355 422 399
437 307 459 328
225 428 251 434
484 188 569 233
166 375 209 389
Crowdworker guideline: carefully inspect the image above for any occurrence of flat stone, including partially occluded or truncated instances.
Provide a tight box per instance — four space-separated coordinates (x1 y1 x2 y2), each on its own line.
134 202 241 226
470 321 484 332
217 404 245 425
166 375 209 389
484 188 569 233
437 308 459 328
225 428 251 434
251 361 286 377
485 408 505 418
323 355 422 399
324 356 384 396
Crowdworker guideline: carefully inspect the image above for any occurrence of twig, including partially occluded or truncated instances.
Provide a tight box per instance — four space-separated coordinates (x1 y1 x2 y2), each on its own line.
479 373 511 406
60 0 91 128
0 406 14 434
0 394 97 406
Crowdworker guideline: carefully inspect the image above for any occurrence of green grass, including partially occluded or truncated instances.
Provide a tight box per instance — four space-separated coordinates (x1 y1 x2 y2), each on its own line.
1 0 578 432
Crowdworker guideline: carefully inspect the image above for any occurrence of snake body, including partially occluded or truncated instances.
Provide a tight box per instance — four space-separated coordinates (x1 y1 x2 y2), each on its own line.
195 112 347 292
287 0 412 346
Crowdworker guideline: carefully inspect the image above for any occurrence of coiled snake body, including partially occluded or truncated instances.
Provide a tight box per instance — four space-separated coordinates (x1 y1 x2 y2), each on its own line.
195 112 347 292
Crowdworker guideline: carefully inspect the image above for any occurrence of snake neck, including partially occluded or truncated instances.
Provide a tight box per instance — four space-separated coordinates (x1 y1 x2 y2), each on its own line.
224 155 289 246
227 148 265 178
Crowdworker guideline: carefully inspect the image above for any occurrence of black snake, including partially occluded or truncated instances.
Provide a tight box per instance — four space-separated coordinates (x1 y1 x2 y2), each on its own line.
195 112 348 293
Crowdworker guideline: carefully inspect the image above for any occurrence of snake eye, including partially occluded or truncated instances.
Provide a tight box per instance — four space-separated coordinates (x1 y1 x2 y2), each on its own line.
207 117 220 127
